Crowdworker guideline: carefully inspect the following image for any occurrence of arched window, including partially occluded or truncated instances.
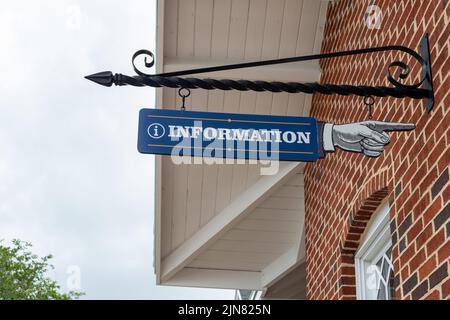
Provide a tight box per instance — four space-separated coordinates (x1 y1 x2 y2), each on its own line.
355 200 394 300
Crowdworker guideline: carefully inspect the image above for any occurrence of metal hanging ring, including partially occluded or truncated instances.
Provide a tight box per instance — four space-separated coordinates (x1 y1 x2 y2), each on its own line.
364 95 375 106
178 87 191 99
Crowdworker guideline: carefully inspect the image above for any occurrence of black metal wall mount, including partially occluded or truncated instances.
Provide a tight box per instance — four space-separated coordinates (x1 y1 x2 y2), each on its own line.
86 34 434 112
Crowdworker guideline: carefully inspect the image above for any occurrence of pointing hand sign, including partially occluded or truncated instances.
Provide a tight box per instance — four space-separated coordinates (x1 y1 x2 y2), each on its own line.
331 120 416 157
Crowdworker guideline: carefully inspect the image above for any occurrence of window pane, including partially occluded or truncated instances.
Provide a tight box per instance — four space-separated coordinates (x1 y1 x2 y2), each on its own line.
380 246 393 300
382 255 390 279
377 282 386 299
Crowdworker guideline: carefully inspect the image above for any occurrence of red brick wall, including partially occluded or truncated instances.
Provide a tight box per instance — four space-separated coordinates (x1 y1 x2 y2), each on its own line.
305 0 449 300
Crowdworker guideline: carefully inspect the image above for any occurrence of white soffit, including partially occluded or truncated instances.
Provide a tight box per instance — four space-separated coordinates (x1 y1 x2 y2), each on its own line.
154 0 329 290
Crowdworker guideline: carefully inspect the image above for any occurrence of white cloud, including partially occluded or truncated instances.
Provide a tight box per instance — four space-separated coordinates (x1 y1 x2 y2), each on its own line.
0 0 234 300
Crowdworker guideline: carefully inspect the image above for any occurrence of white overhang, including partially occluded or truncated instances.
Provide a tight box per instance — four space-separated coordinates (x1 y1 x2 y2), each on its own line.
153 0 329 291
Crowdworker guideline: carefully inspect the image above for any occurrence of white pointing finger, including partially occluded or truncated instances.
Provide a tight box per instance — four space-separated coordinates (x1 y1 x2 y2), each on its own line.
366 121 416 132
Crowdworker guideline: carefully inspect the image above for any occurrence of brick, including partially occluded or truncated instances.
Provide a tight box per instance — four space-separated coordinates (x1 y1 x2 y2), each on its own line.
397 185 411 208
424 198 443 223
399 240 416 266
426 137 446 170
434 39 448 69
398 213 413 238
424 107 445 139
343 240 359 249
424 289 440 300
346 233 361 241
417 140 435 166
341 267 355 276
429 263 448 289
413 193 431 220
434 202 450 231
403 273 418 295
401 264 410 280
437 239 450 265
411 280 428 300
444 185 450 207
403 190 420 219
416 223 433 250
394 288 402 300
446 0 450 18
419 254 438 280
390 217 397 232
443 278 450 298
393 274 400 290
431 168 449 199
448 219 450 237
410 248 426 271
403 160 419 187
426 229 445 255
392 230 398 245
399 237 407 253
407 219 424 243
419 167 438 194
341 255 354 265
341 286 356 296
340 276 356 286
411 162 429 189
395 182 402 197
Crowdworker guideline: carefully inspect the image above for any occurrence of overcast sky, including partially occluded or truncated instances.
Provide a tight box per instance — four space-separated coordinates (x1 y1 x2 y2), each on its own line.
0 0 234 299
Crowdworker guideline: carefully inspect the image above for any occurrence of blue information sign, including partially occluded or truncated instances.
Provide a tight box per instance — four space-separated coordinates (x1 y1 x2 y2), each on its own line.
138 108 319 161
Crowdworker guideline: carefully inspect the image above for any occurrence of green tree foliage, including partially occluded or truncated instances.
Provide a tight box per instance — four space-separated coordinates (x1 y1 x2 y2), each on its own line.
0 239 83 300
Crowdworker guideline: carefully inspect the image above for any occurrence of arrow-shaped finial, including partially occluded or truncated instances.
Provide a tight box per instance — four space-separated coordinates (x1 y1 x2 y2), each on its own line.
85 71 114 87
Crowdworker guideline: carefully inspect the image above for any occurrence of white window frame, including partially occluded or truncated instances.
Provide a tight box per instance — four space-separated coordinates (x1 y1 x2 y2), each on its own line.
355 200 393 300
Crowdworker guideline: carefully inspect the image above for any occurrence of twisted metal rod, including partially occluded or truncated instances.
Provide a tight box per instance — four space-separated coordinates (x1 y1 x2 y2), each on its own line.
107 72 429 99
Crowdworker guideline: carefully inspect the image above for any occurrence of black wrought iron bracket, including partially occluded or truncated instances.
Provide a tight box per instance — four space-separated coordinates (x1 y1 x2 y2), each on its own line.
86 34 434 112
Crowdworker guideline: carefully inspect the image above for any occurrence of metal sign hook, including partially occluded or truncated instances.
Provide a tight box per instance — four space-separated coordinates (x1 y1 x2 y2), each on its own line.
178 88 191 110
364 95 375 120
